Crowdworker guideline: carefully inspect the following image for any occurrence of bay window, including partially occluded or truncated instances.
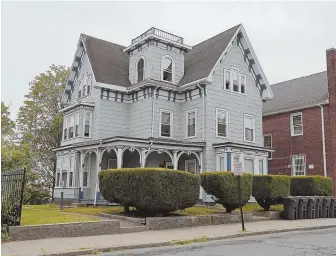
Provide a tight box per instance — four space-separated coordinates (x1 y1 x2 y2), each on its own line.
63 116 68 140
84 112 92 137
75 112 80 137
68 115 74 139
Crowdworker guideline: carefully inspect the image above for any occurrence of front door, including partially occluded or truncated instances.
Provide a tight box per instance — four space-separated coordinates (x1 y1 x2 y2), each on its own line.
185 159 197 174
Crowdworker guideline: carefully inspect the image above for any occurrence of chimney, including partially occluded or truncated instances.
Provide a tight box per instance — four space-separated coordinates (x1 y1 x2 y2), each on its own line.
326 48 336 195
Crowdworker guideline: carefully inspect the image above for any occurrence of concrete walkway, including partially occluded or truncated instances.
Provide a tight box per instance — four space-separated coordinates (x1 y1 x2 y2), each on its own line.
2 219 336 256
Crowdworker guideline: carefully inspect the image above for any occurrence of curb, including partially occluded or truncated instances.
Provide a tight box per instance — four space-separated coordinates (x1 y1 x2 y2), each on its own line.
46 224 336 256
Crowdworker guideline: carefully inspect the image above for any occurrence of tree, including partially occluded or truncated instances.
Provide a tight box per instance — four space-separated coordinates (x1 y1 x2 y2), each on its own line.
1 102 30 171
16 65 70 199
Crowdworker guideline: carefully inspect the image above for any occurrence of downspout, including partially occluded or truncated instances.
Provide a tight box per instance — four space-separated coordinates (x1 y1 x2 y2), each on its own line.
94 141 103 205
318 104 327 177
151 85 160 138
197 84 205 141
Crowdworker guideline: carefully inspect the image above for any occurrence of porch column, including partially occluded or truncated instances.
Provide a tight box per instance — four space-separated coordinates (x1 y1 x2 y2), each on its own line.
94 149 101 205
173 150 178 170
79 151 84 201
199 152 203 200
140 148 147 167
117 147 123 168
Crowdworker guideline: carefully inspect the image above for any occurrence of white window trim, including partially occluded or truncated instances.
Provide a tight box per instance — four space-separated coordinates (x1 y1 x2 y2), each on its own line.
159 109 173 139
244 114 256 143
243 157 255 174
185 159 197 174
185 109 197 139
160 55 175 84
216 108 229 138
135 56 146 83
291 154 306 176
263 133 272 160
223 66 247 96
83 111 93 138
223 68 231 91
290 112 303 136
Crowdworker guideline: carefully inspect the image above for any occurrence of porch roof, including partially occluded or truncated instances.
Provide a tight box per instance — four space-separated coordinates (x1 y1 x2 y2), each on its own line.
54 136 206 152
212 142 274 153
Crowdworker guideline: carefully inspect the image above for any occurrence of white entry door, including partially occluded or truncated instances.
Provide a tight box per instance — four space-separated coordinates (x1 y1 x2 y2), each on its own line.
185 159 197 174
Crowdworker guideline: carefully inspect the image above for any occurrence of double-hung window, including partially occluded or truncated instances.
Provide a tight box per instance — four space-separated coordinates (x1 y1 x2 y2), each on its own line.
63 116 68 140
161 56 174 83
84 112 92 137
224 70 231 90
264 134 272 159
186 109 196 138
68 115 75 139
160 109 173 138
291 154 306 176
216 108 228 138
232 68 239 92
290 112 303 136
136 57 145 82
75 112 80 137
244 114 255 142
224 67 246 94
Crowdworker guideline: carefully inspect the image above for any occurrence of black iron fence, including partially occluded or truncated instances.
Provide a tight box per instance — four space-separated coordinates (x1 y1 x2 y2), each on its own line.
1 168 26 226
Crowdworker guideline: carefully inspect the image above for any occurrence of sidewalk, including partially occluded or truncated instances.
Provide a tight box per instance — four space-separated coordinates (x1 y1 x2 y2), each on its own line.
2 219 336 256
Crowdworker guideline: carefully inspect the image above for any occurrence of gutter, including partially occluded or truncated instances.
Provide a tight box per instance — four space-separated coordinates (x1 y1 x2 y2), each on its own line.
197 84 206 141
318 103 327 177
151 84 160 137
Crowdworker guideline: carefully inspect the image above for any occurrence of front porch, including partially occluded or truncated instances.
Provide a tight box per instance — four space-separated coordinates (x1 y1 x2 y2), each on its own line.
54 137 205 204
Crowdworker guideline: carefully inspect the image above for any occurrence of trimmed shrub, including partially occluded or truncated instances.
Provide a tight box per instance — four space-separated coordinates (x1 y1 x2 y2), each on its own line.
290 176 333 196
99 168 200 215
252 175 291 211
200 172 253 213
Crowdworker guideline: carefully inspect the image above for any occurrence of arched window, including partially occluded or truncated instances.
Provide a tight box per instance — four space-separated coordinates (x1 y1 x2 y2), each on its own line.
136 57 145 82
161 55 175 83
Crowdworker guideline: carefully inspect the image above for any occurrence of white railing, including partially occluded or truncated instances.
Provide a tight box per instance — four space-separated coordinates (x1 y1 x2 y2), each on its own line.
131 27 183 44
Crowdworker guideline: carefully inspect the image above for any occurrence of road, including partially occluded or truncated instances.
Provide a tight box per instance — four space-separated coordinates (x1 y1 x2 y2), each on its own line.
102 228 336 256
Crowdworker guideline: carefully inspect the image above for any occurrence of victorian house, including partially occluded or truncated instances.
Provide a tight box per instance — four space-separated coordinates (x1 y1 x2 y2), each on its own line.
54 24 274 203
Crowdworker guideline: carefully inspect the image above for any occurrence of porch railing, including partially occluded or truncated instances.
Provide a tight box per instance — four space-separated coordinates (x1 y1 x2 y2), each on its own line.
131 27 184 44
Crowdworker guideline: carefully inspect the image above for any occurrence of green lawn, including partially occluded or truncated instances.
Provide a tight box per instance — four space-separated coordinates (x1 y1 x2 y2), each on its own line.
21 206 99 225
21 203 284 225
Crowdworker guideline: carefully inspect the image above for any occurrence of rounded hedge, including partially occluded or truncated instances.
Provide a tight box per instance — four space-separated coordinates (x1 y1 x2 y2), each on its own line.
200 172 253 213
252 175 291 211
99 168 200 215
290 176 333 196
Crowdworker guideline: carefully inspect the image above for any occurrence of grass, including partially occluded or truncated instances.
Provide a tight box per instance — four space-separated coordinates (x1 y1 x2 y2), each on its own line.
21 207 99 225
21 203 284 225
171 236 208 245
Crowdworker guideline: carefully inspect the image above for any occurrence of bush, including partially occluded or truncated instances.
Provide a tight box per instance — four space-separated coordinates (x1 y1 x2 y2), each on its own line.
200 172 253 213
99 168 200 215
290 176 333 196
252 175 291 211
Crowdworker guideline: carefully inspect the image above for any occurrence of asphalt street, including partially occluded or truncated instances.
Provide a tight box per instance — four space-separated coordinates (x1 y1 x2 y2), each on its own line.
101 228 336 256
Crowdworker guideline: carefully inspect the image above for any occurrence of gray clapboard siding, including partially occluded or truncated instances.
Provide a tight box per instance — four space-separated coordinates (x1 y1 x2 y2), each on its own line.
129 45 184 85
203 43 263 171
128 99 153 139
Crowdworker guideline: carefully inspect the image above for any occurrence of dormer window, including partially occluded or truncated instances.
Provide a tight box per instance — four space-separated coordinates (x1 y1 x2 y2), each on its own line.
161 55 175 83
136 57 145 82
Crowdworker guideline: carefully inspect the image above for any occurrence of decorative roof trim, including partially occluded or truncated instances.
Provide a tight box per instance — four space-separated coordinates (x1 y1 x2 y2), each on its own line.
206 24 274 101
81 34 97 85
95 82 128 92
212 142 274 153
123 34 192 53
263 100 329 117
60 102 95 113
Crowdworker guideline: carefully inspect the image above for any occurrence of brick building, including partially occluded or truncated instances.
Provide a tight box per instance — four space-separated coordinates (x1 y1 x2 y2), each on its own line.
263 48 336 195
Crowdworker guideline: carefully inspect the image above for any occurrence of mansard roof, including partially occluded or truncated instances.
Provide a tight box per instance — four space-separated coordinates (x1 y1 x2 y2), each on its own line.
263 71 328 115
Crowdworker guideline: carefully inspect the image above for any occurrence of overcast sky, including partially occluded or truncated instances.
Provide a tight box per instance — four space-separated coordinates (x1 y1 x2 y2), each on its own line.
2 1 335 119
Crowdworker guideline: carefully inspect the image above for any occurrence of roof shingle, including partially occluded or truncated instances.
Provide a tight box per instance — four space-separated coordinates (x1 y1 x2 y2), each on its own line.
262 71 328 115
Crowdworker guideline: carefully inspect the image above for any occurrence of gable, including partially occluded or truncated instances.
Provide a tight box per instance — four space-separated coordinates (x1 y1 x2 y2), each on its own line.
179 24 241 86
